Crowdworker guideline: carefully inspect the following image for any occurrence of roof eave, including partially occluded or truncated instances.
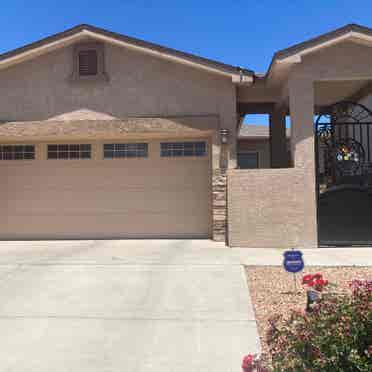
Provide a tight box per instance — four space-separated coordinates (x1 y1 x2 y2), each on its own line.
0 24 254 83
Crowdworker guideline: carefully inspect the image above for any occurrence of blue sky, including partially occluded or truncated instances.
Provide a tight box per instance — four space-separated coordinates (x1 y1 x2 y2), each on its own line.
1 1 372 125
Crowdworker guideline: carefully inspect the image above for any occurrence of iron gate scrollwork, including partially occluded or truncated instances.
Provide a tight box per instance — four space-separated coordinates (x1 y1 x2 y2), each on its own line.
315 101 372 193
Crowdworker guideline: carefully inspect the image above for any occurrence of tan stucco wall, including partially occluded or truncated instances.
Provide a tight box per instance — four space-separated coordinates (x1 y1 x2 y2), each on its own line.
0 39 237 167
227 169 314 248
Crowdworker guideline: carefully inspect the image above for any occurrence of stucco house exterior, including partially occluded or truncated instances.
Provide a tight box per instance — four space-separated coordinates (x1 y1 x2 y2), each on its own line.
2 23 372 248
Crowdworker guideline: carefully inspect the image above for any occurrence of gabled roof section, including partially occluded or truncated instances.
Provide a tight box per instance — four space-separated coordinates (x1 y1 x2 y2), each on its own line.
265 24 372 79
0 24 253 83
262 24 372 83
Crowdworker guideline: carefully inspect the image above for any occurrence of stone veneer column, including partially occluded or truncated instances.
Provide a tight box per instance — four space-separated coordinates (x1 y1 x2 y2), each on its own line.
212 168 227 242
211 130 228 243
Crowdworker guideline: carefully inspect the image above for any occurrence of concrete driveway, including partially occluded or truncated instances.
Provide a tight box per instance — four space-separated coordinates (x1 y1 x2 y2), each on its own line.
0 240 260 372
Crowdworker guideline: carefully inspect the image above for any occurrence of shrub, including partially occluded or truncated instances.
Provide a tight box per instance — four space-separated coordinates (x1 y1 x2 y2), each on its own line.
266 280 371 371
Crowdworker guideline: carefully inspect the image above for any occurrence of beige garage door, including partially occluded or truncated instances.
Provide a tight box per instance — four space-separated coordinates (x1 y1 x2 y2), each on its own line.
0 140 211 239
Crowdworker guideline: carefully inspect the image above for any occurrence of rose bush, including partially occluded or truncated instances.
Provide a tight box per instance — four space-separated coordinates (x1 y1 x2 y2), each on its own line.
265 278 371 371
302 273 330 312
302 273 329 291
241 354 254 372
241 353 268 372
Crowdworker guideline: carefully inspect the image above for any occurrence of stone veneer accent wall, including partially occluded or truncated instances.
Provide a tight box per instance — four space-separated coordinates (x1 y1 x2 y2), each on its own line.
212 169 227 242
227 168 317 248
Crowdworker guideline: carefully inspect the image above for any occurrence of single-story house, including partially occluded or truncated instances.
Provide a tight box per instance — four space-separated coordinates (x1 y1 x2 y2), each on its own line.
2 23 372 248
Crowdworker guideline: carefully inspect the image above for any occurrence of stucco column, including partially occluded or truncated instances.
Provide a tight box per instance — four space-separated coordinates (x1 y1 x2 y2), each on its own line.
289 77 318 248
270 106 288 168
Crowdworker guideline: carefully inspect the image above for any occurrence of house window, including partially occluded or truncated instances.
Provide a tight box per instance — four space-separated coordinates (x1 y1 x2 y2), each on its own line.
47 144 91 159
160 142 206 157
237 152 259 169
0 144 35 160
104 143 148 159
78 50 98 76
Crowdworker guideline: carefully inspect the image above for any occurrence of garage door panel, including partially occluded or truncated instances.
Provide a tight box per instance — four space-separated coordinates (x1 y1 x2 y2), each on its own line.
0 181 210 193
1 209 210 239
0 164 209 191
3 191 209 215
2 183 210 212
0 140 211 239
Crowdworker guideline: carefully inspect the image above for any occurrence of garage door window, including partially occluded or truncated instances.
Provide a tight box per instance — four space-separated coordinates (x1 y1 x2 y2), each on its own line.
160 142 206 157
47 144 91 159
0 144 35 160
104 143 148 158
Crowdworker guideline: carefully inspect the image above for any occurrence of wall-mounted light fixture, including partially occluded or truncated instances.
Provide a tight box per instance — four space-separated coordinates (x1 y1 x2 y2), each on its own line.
220 128 229 144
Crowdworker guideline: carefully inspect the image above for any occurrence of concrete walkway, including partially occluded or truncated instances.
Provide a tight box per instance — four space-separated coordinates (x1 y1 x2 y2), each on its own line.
0 240 260 372
233 247 372 267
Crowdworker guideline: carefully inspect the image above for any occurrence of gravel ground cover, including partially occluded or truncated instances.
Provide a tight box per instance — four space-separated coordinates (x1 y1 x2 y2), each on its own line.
245 266 372 355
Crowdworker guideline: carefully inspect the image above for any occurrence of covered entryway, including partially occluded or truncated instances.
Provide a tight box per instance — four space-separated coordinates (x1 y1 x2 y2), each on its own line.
0 138 211 240
316 101 372 246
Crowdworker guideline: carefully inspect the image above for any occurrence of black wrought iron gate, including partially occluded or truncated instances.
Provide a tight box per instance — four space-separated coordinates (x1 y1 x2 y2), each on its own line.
315 101 372 246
